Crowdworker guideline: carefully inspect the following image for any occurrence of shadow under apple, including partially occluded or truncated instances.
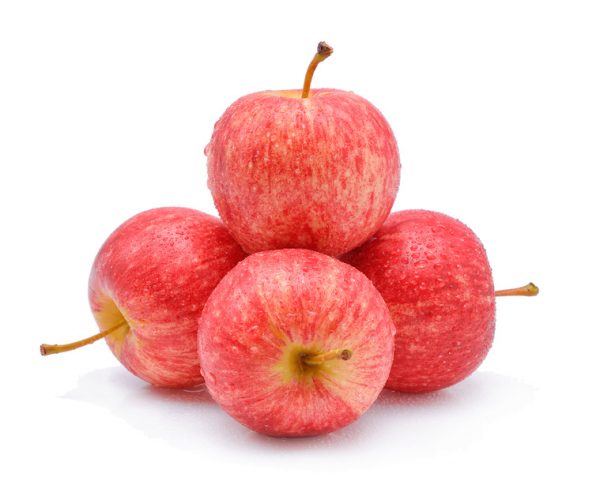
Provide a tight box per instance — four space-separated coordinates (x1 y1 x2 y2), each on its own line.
62 366 536 459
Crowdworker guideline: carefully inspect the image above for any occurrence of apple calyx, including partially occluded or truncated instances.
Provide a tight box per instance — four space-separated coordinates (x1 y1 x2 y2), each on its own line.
301 348 353 366
40 320 128 356
302 41 333 98
495 282 539 297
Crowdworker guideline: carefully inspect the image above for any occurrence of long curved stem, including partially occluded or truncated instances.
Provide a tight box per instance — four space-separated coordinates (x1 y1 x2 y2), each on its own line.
495 282 539 297
40 321 127 356
302 41 333 98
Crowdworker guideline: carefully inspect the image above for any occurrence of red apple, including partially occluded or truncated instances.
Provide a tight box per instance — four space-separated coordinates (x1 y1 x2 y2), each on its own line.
205 42 400 256
41 207 246 388
198 248 396 436
342 210 538 393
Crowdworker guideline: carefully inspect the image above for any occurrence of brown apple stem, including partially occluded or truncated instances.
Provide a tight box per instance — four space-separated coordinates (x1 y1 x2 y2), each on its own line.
302 348 352 366
495 282 539 297
40 321 127 356
301 41 334 98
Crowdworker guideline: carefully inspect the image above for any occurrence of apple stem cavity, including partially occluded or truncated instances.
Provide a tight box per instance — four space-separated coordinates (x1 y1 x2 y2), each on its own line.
495 282 539 297
301 41 333 98
40 321 128 356
301 348 352 366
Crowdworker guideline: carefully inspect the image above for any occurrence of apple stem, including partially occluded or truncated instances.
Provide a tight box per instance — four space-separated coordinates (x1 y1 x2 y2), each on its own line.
301 41 333 98
40 321 127 356
302 348 352 366
495 282 539 297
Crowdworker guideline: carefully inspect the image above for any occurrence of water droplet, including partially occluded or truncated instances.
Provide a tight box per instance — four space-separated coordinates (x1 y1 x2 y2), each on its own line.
414 260 428 269
433 263 443 271
425 252 435 260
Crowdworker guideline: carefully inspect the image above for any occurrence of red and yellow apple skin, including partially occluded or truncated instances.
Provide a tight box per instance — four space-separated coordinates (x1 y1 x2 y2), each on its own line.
198 249 395 437
342 210 495 393
206 89 400 256
88 207 246 388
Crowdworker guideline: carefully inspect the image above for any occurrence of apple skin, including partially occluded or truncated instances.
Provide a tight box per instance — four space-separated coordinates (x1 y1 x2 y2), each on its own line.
198 249 395 437
206 88 400 256
88 207 246 388
342 210 495 393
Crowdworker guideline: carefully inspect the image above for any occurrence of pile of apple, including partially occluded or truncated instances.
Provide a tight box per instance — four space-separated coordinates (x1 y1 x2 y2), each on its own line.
41 43 538 437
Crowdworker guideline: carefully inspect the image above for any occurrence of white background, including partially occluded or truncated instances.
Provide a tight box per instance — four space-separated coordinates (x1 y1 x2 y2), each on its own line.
1 1 599 498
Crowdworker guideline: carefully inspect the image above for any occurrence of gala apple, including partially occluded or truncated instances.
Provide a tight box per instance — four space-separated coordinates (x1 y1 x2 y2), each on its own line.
205 42 400 256
198 248 396 436
41 207 246 388
342 210 538 392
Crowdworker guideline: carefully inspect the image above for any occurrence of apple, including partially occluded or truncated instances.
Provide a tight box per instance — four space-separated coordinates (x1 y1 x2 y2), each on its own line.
198 248 396 436
342 209 538 393
40 207 247 388
205 42 400 256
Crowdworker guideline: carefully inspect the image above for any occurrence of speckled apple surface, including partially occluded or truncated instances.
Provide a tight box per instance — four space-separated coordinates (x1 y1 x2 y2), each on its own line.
198 249 395 436
342 210 495 393
88 207 246 388
206 89 400 256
